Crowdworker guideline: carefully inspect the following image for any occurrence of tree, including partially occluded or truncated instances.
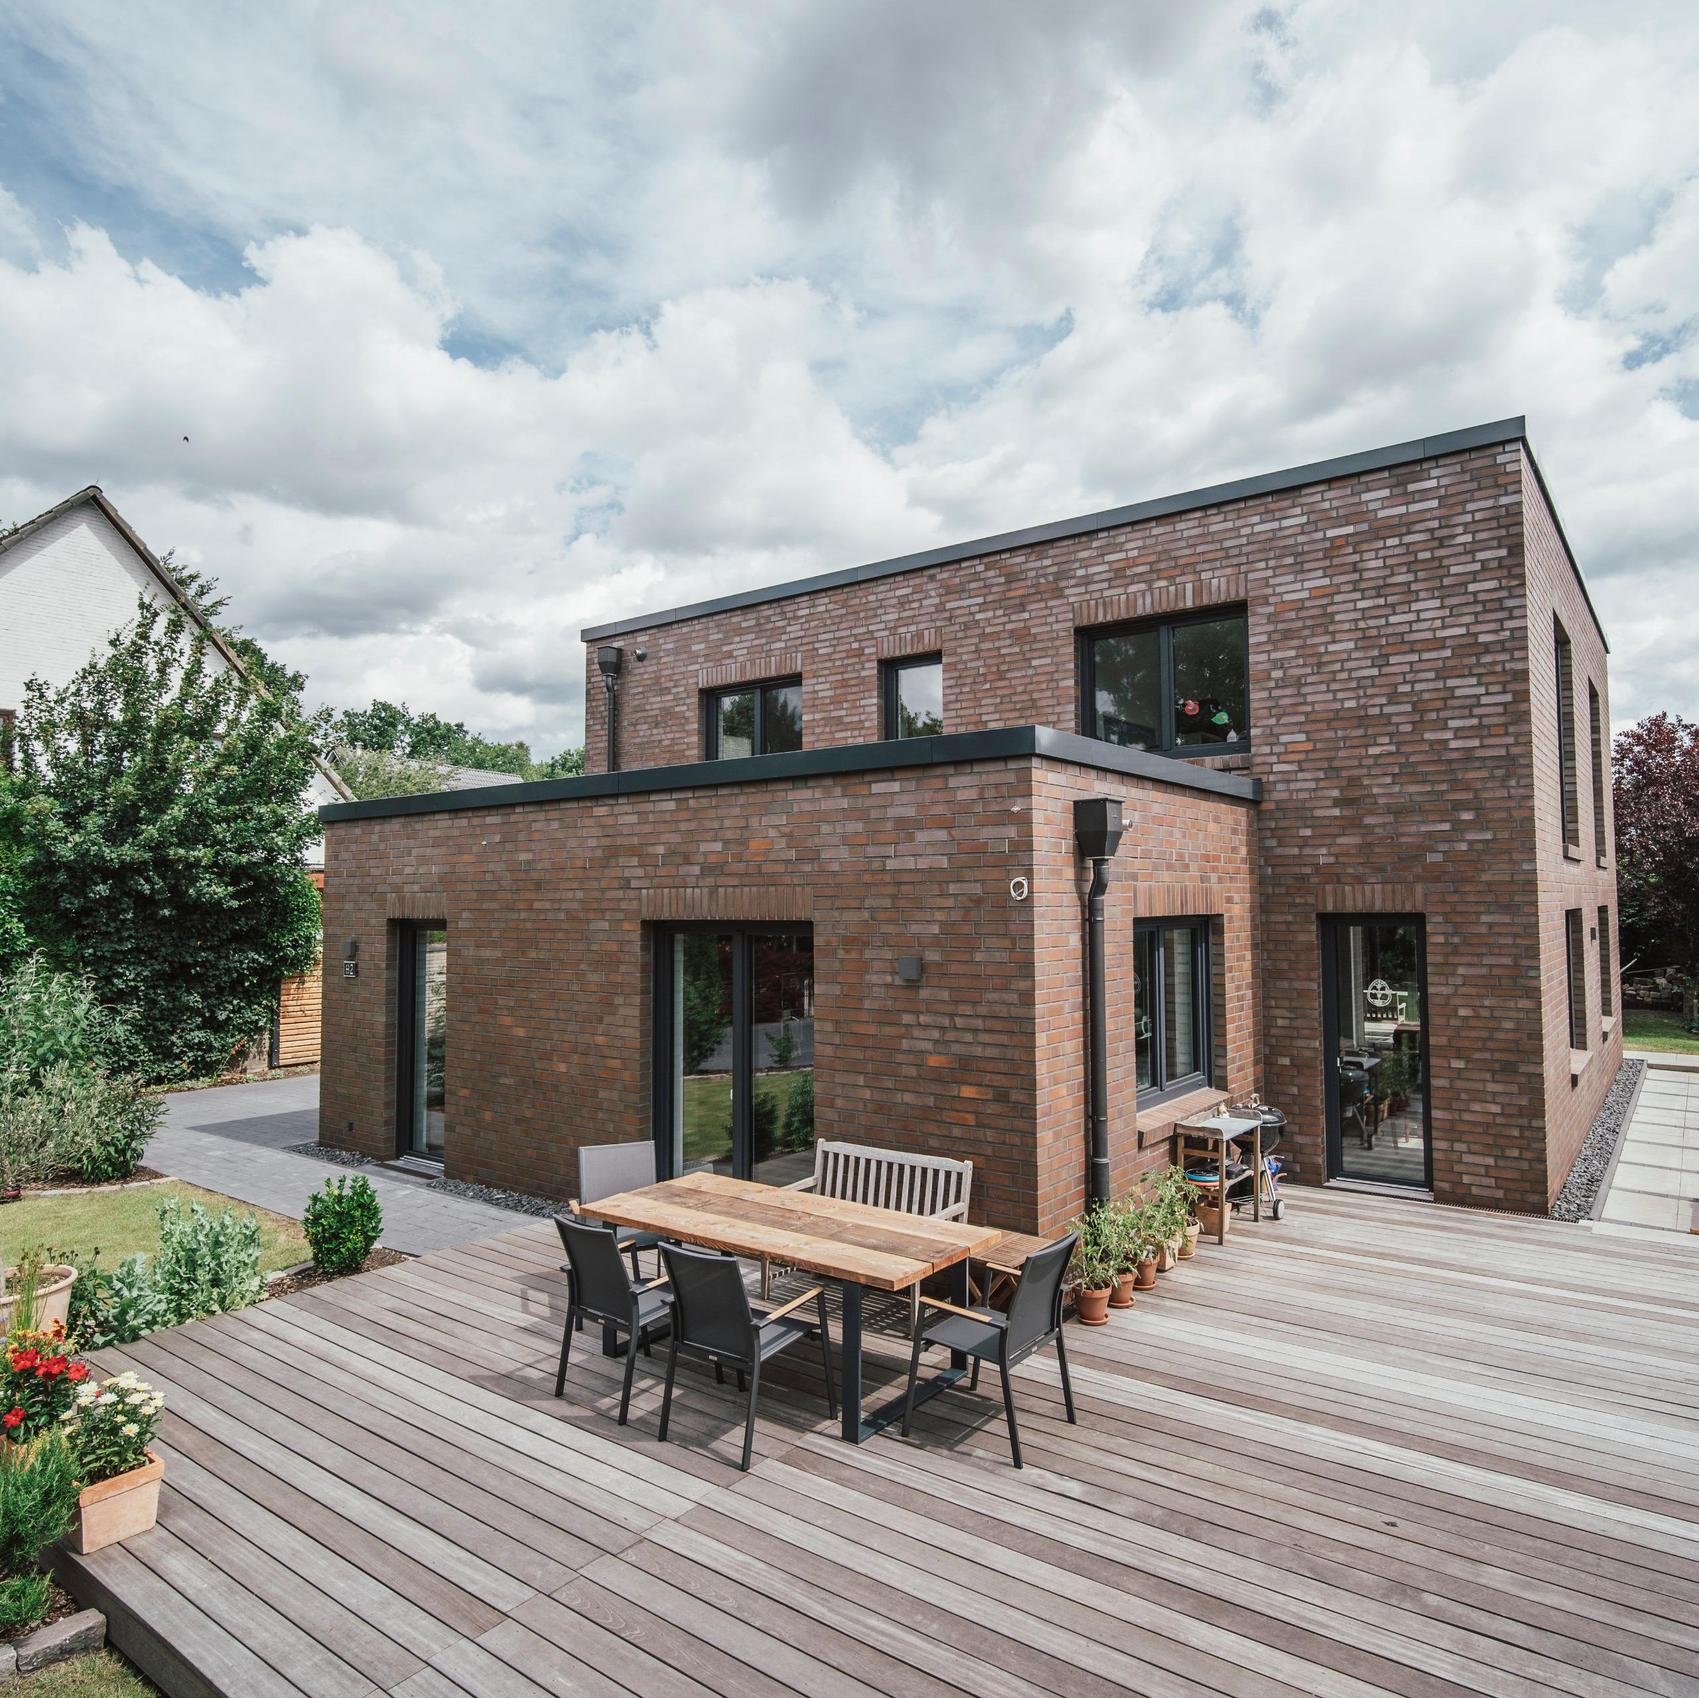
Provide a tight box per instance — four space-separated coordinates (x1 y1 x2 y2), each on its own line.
1614 712 1699 1027
329 699 583 783
331 744 453 802
0 599 322 1082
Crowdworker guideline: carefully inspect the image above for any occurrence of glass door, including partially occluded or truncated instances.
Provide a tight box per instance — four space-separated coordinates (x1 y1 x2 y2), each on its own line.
1320 916 1430 1189
657 926 814 1182
398 923 448 1163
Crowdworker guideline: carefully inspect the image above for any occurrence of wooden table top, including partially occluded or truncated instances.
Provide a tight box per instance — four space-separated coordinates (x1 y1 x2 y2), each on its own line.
582 1170 1003 1291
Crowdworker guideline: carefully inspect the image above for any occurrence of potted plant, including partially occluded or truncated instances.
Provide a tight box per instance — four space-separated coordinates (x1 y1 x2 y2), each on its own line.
1 1323 89 1443
1069 1210 1117 1325
1107 1203 1139 1309
1379 1049 1413 1117
1126 1203 1159 1288
64 1371 165 1554
1163 1168 1202 1260
0 1249 76 1337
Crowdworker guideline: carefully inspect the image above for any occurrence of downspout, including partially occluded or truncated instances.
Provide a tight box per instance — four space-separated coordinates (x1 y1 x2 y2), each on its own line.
1072 798 1125 1211
596 644 624 772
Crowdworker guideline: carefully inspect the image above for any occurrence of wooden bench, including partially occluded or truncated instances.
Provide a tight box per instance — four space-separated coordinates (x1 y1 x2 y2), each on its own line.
763 1141 973 1332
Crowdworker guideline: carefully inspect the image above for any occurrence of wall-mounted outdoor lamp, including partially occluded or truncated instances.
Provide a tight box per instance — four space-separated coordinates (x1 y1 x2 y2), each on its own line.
1074 797 1124 1210
896 955 924 984
597 644 624 772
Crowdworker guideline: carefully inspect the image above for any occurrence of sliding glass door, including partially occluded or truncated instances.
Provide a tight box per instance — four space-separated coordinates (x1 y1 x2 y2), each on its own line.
655 925 814 1183
1320 916 1431 1189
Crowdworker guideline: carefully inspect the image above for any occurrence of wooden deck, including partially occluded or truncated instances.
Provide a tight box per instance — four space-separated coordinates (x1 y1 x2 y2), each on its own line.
55 1188 1699 1698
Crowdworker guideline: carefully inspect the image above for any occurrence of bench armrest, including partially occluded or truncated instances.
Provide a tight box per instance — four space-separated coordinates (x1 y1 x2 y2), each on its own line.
933 1199 969 1221
784 1176 818 1193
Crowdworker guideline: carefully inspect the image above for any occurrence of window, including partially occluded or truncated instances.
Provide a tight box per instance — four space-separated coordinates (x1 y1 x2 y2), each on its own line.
1598 907 1614 1021
1565 909 1587 1050
882 655 943 740
1081 609 1248 755
1133 919 1211 1099
704 678 802 759
1589 684 1608 864
1555 621 1579 853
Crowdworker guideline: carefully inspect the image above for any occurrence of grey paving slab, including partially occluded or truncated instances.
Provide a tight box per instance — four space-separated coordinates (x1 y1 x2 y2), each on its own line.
1599 1063 1699 1236
152 1078 519 1255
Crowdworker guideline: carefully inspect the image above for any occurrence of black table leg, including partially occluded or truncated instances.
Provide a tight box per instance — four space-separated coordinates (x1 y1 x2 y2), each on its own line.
839 1280 864 1443
602 1321 626 1358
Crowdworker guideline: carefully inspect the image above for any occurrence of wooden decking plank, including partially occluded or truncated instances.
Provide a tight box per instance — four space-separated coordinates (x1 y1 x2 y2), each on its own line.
509 1593 741 1698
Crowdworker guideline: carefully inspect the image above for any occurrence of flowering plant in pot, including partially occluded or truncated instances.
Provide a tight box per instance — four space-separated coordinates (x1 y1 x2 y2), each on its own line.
63 1371 165 1554
1 1323 89 1442
1068 1210 1118 1325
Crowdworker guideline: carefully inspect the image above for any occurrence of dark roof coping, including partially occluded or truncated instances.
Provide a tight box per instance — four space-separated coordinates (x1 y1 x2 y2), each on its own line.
581 418 1536 641
319 724 1261 824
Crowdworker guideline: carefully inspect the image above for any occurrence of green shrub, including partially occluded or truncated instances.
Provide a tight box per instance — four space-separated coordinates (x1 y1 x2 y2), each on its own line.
0 1062 160 1188
149 1196 262 1326
781 1070 814 1152
302 1175 383 1276
0 1431 79 1633
0 956 123 1090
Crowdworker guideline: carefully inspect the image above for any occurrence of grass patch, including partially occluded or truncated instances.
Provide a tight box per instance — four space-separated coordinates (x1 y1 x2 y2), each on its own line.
1622 1008 1699 1054
680 1069 808 1166
2 1181 308 1274
9 1650 160 1695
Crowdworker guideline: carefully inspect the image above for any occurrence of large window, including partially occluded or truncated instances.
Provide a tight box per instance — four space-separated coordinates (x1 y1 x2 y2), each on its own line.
1555 620 1579 853
1565 909 1587 1050
882 654 943 740
704 678 802 759
1133 919 1211 1100
654 925 815 1185
1081 609 1248 755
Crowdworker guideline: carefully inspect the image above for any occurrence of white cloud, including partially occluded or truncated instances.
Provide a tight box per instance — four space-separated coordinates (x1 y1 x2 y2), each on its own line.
0 0 1695 749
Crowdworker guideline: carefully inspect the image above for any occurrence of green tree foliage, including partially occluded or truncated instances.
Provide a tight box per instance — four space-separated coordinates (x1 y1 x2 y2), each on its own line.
0 600 322 1082
330 698 582 783
1615 712 1699 1026
331 744 453 802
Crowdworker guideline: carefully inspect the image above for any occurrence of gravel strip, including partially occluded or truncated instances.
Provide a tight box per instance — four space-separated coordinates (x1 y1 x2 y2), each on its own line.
1551 1058 1645 1221
282 1142 373 1168
427 1175 562 1217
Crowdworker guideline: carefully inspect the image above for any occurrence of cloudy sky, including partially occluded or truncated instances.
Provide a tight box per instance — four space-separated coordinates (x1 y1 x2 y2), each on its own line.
1 2 1694 756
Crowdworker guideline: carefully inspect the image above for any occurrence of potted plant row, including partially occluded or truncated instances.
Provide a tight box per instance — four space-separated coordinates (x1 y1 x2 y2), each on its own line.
1069 1163 1206 1321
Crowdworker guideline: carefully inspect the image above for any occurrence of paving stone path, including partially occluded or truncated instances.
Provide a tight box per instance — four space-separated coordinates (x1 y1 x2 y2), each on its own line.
1598 1052 1699 1235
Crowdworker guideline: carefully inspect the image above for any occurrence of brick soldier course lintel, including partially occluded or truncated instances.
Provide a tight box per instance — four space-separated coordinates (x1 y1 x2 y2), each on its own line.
319 723 1263 824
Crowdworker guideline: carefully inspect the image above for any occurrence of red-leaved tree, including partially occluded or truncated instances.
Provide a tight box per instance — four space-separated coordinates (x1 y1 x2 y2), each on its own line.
1614 712 1699 1027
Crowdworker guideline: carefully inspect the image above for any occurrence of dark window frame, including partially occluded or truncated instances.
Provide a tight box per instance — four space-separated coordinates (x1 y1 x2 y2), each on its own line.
1588 682 1608 865
1598 906 1614 1022
650 920 815 1183
1565 908 1587 1051
1134 917 1213 1104
394 919 449 1163
1077 605 1250 758
1555 620 1580 854
702 676 803 760
881 653 943 741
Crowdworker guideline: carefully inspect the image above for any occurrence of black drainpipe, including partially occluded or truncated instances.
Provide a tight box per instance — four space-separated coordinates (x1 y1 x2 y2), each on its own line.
596 644 624 772
1073 797 1125 1210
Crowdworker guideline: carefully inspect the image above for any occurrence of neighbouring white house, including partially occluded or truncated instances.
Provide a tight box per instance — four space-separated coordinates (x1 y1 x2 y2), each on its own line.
0 484 348 1067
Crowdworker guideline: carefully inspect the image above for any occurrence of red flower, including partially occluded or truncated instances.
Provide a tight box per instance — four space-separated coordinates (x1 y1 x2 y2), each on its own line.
1 1408 23 1430
38 1357 68 1379
8 1348 39 1373
66 1362 89 1383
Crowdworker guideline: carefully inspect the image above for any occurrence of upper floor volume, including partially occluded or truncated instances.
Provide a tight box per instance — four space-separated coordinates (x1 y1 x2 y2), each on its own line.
577 417 1608 785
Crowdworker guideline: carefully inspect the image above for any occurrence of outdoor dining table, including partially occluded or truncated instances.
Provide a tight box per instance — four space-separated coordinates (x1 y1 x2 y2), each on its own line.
580 1169 1004 1443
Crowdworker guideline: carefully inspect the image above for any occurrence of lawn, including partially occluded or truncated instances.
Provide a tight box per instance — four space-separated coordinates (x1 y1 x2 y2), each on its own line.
680 1068 810 1166
2 1180 309 1274
1623 1007 1699 1054
9 1650 158 1695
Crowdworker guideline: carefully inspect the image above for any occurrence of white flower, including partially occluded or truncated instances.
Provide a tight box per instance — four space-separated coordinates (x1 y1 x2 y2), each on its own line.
125 1392 148 1406
95 1393 117 1406
121 1422 139 1437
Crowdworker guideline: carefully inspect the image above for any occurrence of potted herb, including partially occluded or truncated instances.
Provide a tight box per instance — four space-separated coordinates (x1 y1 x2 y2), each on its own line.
1127 1202 1159 1288
1108 1203 1139 1309
1069 1210 1117 1325
1163 1167 1202 1260
0 1249 76 1338
64 1371 165 1554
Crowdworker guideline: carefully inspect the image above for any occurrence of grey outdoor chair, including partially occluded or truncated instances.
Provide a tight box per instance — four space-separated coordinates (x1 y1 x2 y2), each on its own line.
578 1140 665 1276
901 1231 1078 1468
554 1215 673 1425
657 1242 837 1471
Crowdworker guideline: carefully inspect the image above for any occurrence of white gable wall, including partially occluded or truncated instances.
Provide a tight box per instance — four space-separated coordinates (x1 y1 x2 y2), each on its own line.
1 501 335 862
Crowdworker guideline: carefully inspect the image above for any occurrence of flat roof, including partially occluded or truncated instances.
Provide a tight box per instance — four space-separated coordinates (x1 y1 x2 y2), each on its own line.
582 417 1546 641
320 724 1261 824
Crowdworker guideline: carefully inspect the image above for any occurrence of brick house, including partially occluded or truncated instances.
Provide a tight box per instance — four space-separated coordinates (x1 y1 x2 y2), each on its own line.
317 418 1620 1230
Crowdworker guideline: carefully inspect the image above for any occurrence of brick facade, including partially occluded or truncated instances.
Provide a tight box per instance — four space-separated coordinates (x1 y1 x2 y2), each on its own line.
322 422 1617 1226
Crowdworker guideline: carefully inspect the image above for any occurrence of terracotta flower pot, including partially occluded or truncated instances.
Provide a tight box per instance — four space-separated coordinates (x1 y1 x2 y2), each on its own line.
1155 1240 1177 1273
0 1265 76 1335
1075 1285 1112 1326
1109 1272 1137 1309
1178 1222 1201 1260
1134 1257 1157 1289
1198 1202 1228 1238
70 1449 164 1555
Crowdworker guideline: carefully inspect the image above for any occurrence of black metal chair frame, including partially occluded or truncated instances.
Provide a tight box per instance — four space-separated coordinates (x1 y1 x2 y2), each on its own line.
901 1232 1078 1469
553 1215 672 1425
657 1242 838 1471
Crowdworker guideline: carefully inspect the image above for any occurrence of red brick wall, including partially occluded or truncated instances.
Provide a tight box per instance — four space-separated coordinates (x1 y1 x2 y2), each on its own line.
1522 451 1621 1200
584 436 1609 1210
